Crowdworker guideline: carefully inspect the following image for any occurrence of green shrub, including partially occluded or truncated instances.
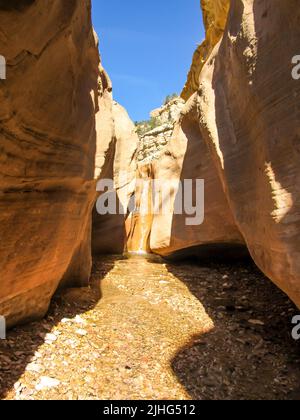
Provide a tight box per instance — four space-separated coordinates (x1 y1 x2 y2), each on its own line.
135 117 160 136
163 93 178 105
148 117 160 130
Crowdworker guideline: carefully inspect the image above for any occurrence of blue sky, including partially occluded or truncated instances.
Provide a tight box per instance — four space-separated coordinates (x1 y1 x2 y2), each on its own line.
92 1 204 122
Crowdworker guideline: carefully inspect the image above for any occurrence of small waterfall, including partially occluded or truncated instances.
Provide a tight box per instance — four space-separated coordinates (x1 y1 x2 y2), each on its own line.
126 164 154 255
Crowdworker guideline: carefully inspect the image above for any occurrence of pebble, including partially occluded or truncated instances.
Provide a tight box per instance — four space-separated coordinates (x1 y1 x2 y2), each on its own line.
26 363 43 373
74 316 86 325
248 319 265 326
61 318 72 324
0 354 11 364
44 333 58 343
76 329 88 337
1 256 299 401
35 376 61 391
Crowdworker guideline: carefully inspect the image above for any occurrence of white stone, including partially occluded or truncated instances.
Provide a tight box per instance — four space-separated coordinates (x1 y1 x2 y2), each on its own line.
44 333 57 342
248 319 265 326
26 363 43 373
35 376 61 391
76 329 87 336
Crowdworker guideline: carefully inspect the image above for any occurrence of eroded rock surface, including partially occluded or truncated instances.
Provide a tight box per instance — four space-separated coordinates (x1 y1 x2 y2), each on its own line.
0 0 100 326
129 95 243 256
181 0 300 307
1 0 300 332
181 0 230 101
149 96 244 256
131 0 300 308
136 97 184 165
93 100 139 255
196 0 300 307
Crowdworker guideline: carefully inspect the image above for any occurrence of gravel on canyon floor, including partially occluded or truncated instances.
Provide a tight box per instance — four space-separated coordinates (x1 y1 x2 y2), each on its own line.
0 255 299 400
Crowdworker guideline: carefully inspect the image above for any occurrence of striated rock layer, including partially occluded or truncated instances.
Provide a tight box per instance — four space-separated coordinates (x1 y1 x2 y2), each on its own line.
131 0 300 308
0 0 101 326
168 0 300 307
2 0 300 327
92 97 139 255
197 0 300 307
181 0 230 101
136 97 184 165
149 96 244 256
129 96 244 256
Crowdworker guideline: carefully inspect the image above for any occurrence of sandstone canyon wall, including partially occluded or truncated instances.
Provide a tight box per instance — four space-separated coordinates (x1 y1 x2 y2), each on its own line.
181 0 230 101
149 97 245 257
129 0 300 308
1 0 300 329
128 96 244 256
0 0 102 326
196 0 300 307
92 97 139 255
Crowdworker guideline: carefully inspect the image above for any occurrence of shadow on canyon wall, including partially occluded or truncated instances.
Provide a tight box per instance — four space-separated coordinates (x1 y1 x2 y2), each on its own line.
0 0 35 11
92 137 128 255
210 0 300 304
169 104 245 256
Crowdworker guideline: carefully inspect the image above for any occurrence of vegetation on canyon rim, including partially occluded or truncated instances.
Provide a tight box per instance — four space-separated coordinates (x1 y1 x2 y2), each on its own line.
135 117 161 137
134 93 179 136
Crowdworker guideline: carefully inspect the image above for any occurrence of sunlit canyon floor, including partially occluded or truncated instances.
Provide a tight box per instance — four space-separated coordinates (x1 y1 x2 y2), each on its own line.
0 256 300 400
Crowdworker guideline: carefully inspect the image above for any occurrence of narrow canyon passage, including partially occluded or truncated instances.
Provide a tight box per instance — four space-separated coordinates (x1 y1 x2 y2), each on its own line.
1 0 300 403
0 256 299 400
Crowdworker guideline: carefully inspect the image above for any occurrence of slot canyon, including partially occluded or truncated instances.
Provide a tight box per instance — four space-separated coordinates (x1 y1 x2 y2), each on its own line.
0 0 300 400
